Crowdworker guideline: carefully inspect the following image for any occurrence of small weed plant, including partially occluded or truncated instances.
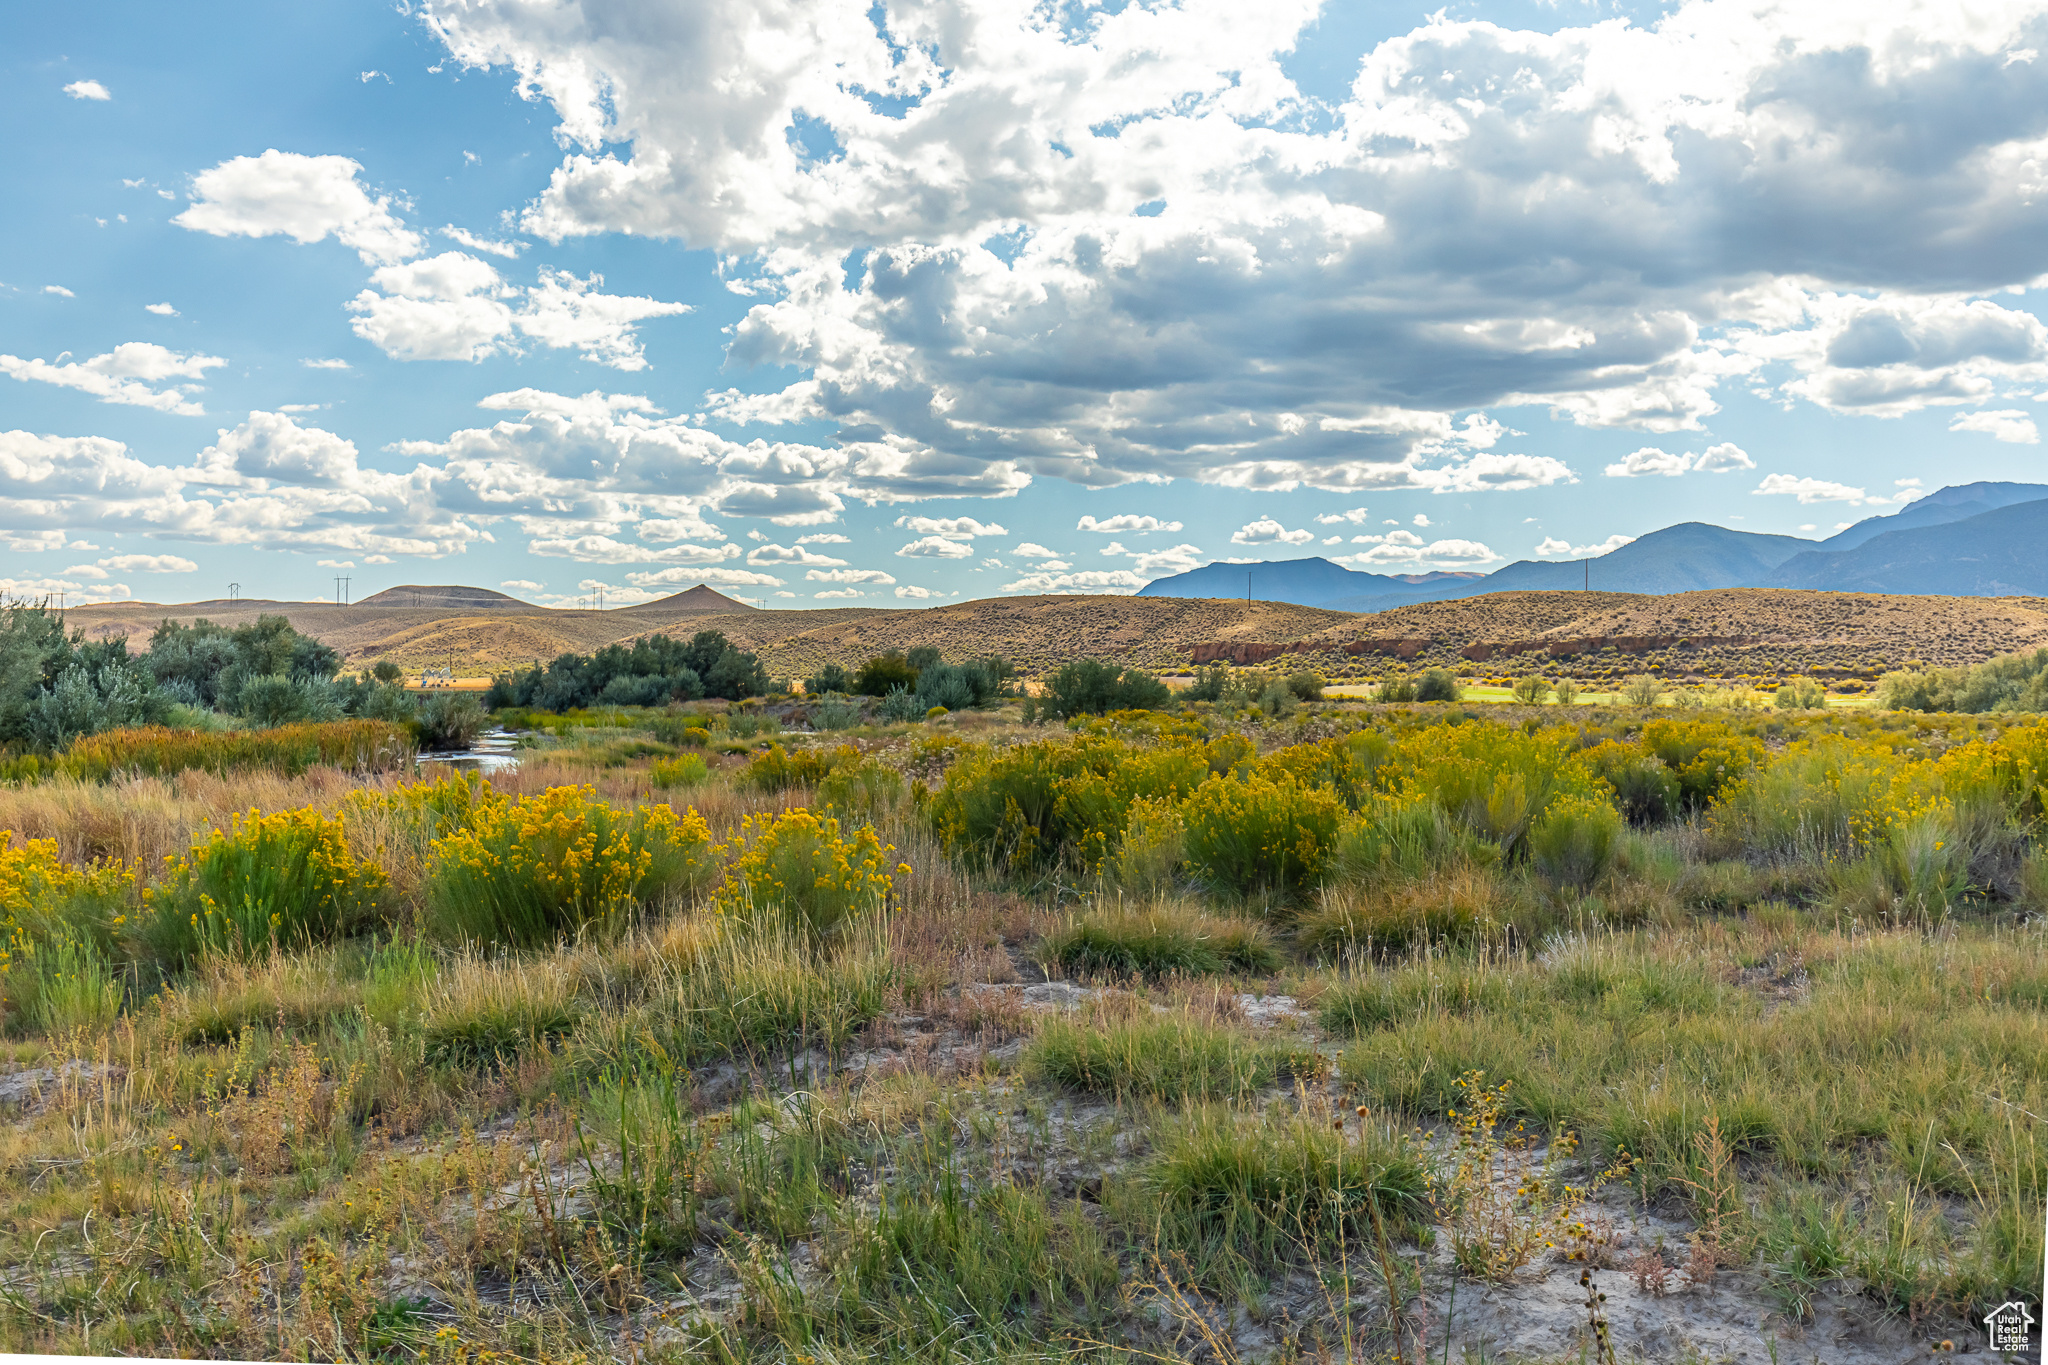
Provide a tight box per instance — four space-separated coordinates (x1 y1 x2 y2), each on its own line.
1426 1070 1630 1282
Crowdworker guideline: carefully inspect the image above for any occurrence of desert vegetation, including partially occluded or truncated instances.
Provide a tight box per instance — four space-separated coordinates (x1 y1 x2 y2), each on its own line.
0 647 2040 1362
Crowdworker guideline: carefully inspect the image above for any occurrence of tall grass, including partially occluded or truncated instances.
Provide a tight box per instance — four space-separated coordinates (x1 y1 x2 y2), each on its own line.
0 720 413 784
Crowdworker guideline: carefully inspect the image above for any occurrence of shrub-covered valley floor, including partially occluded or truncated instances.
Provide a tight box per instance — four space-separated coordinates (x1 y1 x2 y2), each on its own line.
0 700 2042 1364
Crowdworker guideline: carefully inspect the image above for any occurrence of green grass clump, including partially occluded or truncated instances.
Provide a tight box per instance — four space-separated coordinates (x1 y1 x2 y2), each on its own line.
421 956 580 1067
1025 1009 1313 1103
619 920 893 1064
2 720 415 785
1041 904 1278 979
1143 1104 1428 1273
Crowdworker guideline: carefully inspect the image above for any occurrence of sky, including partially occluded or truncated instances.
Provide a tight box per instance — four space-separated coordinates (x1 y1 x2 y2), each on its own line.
4 0 2047 610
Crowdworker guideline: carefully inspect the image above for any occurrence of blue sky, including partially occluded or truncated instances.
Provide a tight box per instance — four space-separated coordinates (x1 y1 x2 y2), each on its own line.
5 0 2046 609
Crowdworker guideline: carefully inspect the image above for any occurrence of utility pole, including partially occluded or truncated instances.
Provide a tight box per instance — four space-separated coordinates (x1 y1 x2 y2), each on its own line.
1584 558 1589 592
333 575 350 606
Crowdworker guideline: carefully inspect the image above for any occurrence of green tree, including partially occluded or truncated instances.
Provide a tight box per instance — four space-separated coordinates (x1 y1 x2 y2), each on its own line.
1039 659 1172 719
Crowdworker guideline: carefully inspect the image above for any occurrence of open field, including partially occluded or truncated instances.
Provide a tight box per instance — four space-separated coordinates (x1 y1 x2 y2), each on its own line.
60 586 2048 687
0 697 2041 1362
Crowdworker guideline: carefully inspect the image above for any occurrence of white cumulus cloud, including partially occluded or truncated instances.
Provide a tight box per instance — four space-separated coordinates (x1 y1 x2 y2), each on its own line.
0 343 226 415
63 80 112 101
896 535 975 558
174 150 423 264
1230 518 1313 546
1949 409 2040 443
1077 514 1184 535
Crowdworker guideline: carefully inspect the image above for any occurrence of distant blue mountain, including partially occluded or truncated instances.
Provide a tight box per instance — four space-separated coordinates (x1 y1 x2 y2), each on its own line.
1813 481 2048 552
1768 497 2048 595
1135 482 2048 608
1133 558 1478 605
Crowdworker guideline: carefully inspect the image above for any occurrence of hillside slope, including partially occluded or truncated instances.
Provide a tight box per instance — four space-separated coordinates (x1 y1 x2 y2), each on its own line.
1770 499 2048 594
60 585 2048 682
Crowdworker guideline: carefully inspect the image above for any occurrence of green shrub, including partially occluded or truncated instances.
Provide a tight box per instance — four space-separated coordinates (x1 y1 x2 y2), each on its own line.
879 685 923 723
650 753 710 790
1039 659 1172 719
1040 905 1279 979
1620 674 1663 707
140 808 389 966
1528 793 1623 888
424 787 714 947
1640 718 1765 810
926 735 1208 877
1179 774 1344 899
741 742 846 792
1415 668 1461 703
1511 675 1552 704
1284 670 1325 701
815 754 906 816
812 696 864 730
1583 740 1682 824
1377 671 1419 703
1329 794 1487 885
1109 796 1186 895
1775 677 1826 710
1025 1011 1313 1103
1553 678 1581 704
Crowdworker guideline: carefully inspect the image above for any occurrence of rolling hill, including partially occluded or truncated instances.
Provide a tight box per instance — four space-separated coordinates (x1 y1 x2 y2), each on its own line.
55 577 2048 687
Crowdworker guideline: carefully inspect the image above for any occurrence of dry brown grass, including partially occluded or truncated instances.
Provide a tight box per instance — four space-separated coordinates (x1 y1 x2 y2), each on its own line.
0 766 392 868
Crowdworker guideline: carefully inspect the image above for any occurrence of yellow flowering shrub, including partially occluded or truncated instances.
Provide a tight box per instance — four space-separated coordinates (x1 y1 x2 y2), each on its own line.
425 786 713 947
351 770 501 840
1179 773 1344 899
712 808 902 940
0 836 133 1034
139 808 387 966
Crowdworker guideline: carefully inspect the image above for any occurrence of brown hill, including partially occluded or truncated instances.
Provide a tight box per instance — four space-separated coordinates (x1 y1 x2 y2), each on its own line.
637 585 756 613
355 585 534 610
56 588 2048 682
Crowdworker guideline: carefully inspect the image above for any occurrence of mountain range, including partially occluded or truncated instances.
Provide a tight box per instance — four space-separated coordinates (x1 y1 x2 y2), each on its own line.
1137 481 2048 608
